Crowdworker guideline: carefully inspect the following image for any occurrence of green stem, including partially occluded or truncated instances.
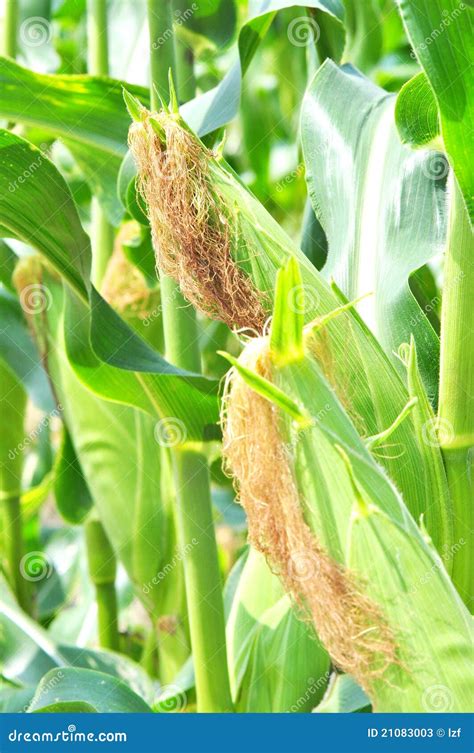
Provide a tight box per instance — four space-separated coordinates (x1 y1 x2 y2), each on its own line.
172 1 196 103
438 175 474 608
147 0 233 712
0 361 31 613
86 0 114 287
2 0 18 57
85 518 120 651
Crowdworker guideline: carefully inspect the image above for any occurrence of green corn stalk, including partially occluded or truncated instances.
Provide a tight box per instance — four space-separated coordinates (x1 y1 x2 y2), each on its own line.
85 516 120 652
144 0 233 712
0 359 31 614
438 175 474 607
221 259 472 712
2 0 17 58
86 0 114 286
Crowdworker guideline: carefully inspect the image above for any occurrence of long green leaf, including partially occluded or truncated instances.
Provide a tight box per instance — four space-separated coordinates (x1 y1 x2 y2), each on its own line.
226 549 330 712
395 0 474 224
28 668 152 713
301 61 446 399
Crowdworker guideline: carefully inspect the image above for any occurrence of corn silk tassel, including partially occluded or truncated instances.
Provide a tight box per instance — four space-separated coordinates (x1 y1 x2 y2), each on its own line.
221 260 472 712
126 99 454 565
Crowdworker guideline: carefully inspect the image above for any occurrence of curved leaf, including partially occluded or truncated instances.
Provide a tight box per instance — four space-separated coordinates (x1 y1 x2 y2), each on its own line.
395 0 474 224
0 288 54 411
301 61 447 398
395 71 441 148
1 131 219 440
0 130 90 299
226 549 330 712
28 668 152 713
0 58 150 224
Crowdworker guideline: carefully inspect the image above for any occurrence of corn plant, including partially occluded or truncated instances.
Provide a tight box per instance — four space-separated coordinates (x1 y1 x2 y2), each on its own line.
0 0 472 717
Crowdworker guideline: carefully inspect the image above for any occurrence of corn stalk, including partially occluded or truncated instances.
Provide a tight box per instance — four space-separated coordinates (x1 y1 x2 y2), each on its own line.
438 175 474 606
145 0 233 712
87 0 114 286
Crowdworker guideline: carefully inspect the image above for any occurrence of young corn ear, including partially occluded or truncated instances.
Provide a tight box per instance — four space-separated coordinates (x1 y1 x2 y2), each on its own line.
128 107 267 330
221 260 473 711
127 109 453 566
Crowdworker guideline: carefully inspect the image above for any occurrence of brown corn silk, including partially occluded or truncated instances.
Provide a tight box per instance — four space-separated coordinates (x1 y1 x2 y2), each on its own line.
128 112 267 331
222 339 397 696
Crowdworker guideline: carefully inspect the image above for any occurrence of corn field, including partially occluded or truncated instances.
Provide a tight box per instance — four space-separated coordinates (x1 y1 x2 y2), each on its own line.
0 0 472 725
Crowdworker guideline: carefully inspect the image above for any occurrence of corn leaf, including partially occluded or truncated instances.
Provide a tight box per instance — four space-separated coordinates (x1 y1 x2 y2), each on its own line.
314 674 370 713
0 58 149 224
395 72 441 148
226 549 330 712
1 131 219 440
28 669 152 713
301 61 447 398
0 288 54 412
31 274 187 625
53 428 93 525
395 0 474 224
232 333 472 710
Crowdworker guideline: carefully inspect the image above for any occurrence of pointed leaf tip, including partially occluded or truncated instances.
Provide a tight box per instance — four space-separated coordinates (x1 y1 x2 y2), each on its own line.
122 87 145 122
152 83 170 114
168 69 179 114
